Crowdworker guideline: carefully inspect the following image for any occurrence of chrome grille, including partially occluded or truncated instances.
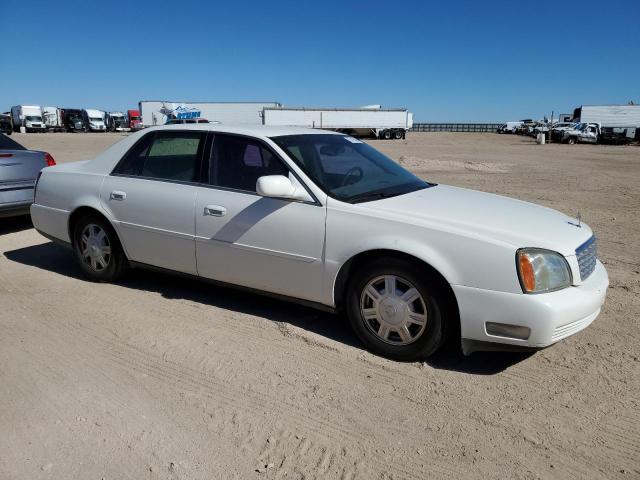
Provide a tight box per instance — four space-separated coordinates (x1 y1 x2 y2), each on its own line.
575 236 597 281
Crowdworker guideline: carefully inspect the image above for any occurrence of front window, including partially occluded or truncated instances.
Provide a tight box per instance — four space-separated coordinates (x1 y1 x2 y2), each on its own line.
210 134 289 192
25 116 42 122
270 134 431 203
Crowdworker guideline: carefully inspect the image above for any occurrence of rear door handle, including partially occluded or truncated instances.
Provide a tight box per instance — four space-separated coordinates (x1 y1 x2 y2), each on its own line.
204 205 226 217
110 190 126 201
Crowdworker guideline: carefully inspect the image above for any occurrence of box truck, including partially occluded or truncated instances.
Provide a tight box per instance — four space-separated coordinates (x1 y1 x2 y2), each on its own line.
261 107 413 139
572 105 640 128
139 101 281 127
42 107 64 132
82 109 107 132
10 105 46 132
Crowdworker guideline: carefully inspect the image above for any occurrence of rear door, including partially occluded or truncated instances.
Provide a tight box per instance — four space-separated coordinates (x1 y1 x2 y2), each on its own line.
194 133 326 302
101 130 207 274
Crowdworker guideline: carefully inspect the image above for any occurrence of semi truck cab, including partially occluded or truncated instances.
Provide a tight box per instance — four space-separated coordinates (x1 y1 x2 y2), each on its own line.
127 109 142 130
83 109 107 132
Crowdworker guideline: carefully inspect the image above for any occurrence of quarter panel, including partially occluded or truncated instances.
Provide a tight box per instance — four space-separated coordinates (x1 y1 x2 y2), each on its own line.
32 171 107 243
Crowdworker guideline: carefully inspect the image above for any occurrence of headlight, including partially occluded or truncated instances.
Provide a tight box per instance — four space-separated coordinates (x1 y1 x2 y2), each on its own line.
516 248 572 293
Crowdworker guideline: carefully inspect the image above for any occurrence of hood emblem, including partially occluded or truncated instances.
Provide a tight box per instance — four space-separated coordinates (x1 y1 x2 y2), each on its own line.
568 212 582 228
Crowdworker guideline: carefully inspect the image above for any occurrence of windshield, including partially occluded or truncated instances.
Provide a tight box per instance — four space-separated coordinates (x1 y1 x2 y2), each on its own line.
89 117 102 122
25 116 42 122
270 134 431 203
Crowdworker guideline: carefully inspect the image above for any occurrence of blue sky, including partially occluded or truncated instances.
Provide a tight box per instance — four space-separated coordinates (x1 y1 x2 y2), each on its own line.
1 0 638 121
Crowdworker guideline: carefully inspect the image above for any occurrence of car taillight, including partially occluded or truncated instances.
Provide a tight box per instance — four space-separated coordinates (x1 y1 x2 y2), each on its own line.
0 153 14 158
44 152 56 166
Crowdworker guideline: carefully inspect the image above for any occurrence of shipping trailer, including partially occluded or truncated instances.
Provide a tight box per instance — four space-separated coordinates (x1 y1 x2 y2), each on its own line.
261 107 413 139
139 101 281 127
572 105 640 128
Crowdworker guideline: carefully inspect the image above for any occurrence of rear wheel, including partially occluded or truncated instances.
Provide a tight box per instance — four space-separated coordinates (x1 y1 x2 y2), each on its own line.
567 137 577 145
73 214 126 282
393 130 403 139
345 257 447 361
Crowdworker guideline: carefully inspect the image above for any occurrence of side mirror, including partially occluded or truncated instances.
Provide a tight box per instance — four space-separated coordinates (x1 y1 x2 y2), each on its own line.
256 175 311 202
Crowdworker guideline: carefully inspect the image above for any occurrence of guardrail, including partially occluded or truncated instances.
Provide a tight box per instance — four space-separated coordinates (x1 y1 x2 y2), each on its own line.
411 123 502 133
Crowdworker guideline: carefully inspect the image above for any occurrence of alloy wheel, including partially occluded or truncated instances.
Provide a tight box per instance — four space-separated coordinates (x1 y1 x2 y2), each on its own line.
360 275 428 345
80 223 111 271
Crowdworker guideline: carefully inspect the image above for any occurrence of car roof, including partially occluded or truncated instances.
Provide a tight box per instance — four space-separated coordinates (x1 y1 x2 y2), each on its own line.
142 124 345 139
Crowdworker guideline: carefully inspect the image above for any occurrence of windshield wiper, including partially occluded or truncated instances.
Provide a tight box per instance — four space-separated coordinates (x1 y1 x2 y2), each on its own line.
348 191 401 204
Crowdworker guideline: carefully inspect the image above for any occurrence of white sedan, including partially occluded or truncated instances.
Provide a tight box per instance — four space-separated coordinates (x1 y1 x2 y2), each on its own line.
31 125 608 360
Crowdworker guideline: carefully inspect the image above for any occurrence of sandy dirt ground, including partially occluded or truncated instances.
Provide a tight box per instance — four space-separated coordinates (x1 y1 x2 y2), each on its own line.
1 132 638 480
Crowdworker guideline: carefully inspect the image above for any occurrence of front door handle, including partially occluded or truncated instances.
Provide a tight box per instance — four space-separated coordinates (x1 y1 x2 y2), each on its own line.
110 190 126 201
204 205 227 217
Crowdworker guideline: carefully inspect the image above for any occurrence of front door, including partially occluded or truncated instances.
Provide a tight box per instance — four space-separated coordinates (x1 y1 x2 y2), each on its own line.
101 130 207 274
194 134 326 303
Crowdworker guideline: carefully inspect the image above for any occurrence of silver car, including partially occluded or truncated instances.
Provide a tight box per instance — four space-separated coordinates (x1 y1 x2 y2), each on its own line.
0 134 56 218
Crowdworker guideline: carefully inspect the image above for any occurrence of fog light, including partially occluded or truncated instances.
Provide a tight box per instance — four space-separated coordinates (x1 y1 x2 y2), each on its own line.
485 322 531 340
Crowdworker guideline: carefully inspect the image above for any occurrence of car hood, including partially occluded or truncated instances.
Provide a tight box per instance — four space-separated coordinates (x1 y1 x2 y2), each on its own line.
358 185 592 256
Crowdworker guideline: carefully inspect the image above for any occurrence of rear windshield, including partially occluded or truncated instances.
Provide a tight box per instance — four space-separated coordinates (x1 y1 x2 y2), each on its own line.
0 133 26 150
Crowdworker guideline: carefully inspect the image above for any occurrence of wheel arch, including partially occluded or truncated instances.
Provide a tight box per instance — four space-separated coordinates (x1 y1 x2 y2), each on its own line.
67 205 128 258
332 249 460 338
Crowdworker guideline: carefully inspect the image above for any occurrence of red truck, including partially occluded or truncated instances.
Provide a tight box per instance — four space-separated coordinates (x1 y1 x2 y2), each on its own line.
127 109 142 130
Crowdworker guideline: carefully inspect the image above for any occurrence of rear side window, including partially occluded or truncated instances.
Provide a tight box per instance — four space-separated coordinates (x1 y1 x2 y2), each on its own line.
113 133 153 175
142 132 205 182
113 131 206 182
210 134 288 192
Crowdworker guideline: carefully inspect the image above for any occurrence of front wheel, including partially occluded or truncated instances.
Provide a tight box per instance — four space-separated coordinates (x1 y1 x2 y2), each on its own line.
73 215 127 282
345 257 447 361
567 137 577 145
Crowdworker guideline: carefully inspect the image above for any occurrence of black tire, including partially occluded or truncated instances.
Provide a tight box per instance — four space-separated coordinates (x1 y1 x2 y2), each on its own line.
72 214 127 282
393 130 403 140
567 137 576 145
345 257 448 361
382 130 392 140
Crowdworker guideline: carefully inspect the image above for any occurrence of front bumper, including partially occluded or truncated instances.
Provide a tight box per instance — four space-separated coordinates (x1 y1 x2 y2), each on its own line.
453 260 608 350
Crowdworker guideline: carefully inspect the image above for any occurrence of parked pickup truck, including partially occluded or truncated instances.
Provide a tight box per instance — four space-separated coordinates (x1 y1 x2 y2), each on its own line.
561 123 600 144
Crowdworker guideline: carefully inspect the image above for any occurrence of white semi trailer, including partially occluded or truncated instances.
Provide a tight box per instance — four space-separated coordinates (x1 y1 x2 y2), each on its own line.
139 101 281 127
572 105 640 128
261 107 413 139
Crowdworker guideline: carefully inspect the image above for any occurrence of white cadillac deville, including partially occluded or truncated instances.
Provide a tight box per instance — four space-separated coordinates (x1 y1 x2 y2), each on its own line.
31 125 608 360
